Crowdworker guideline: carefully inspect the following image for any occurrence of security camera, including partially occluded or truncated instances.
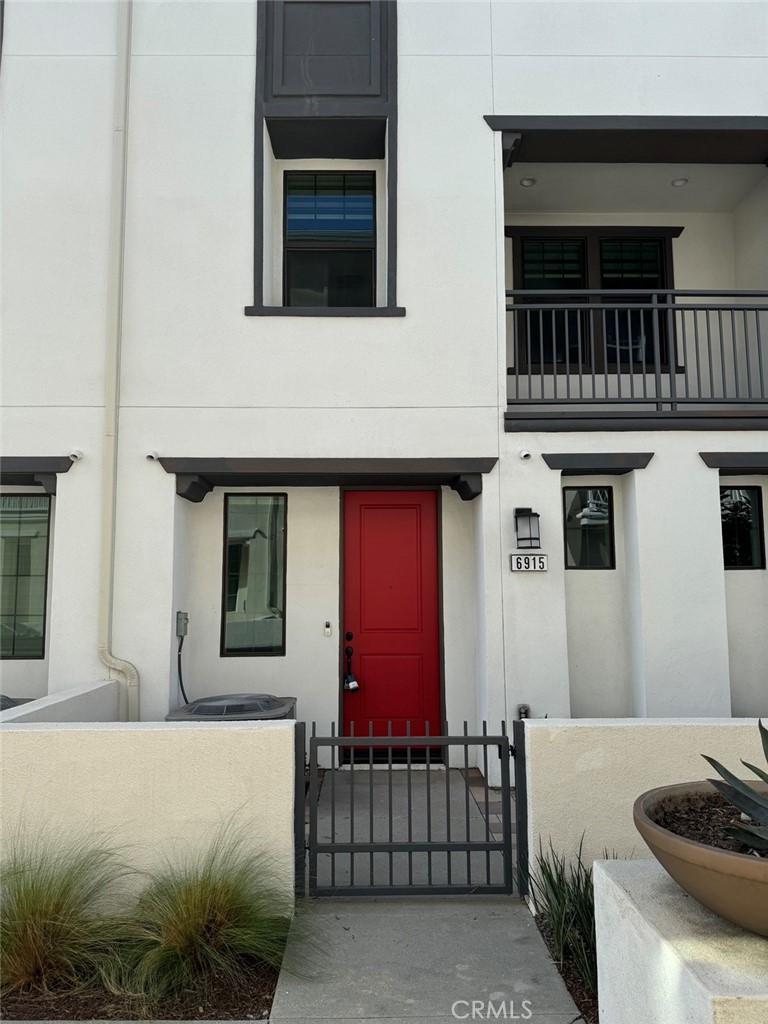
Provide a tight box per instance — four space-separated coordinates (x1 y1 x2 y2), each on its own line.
68 449 83 462
519 449 532 461
145 451 160 462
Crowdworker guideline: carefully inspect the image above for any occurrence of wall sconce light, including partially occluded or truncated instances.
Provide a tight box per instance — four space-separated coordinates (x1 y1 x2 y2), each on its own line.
514 507 541 549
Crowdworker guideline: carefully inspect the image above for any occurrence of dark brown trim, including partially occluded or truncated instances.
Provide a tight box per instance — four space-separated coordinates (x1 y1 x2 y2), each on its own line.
220 493 288 658
505 412 768 432
505 226 684 240
250 0 401 313
0 457 74 495
562 485 616 571
542 453 654 475
161 458 498 501
245 305 405 317
700 452 768 474
450 474 483 501
484 116 768 164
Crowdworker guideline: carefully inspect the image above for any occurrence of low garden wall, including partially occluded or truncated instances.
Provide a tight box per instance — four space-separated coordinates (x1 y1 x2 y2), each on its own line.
521 718 763 868
0 680 119 722
0 721 297 895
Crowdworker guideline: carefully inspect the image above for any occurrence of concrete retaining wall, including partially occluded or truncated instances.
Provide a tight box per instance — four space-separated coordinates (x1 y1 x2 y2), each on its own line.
0 721 297 895
0 680 119 722
522 718 762 867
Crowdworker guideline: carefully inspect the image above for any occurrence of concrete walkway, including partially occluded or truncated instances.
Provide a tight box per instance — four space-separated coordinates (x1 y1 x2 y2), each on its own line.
270 898 584 1023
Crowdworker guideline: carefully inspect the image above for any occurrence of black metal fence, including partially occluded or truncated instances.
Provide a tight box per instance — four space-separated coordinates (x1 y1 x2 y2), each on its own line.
506 290 768 409
301 722 515 897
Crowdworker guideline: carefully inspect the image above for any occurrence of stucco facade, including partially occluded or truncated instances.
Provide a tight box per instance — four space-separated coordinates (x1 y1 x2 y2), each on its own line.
2 1 767 741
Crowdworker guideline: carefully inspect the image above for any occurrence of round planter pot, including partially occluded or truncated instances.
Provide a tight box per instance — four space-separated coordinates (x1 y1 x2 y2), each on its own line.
634 781 768 938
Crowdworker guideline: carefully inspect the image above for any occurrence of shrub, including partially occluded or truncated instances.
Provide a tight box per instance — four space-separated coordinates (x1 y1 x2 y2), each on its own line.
530 839 600 996
120 830 292 1001
0 837 125 994
703 718 768 853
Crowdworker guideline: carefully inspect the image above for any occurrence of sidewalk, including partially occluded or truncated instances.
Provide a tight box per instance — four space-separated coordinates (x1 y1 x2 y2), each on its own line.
270 898 583 1023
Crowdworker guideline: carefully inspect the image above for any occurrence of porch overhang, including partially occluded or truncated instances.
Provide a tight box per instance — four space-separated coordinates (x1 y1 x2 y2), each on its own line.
0 456 74 495
483 116 768 166
699 452 768 475
158 458 499 503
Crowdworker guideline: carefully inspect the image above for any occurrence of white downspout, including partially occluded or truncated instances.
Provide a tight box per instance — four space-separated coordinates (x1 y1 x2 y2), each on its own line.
99 0 139 720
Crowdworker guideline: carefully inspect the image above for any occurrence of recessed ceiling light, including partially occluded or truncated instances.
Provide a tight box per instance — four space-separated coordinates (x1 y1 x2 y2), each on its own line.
671 178 689 187
519 177 537 188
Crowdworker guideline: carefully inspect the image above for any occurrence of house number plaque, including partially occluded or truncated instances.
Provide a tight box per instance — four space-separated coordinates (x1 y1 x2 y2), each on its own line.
510 554 548 572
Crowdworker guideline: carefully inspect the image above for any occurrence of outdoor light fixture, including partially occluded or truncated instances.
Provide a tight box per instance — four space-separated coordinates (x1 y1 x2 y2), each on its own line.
519 177 537 187
514 507 541 549
671 178 689 187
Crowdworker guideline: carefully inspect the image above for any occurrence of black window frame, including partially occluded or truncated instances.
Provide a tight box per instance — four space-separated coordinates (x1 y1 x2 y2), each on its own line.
562 485 616 571
282 170 377 309
507 225 682 373
720 485 766 571
220 493 288 657
0 493 52 661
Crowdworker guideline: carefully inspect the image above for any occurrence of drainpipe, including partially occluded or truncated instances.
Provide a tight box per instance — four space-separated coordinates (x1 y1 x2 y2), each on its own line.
98 0 139 720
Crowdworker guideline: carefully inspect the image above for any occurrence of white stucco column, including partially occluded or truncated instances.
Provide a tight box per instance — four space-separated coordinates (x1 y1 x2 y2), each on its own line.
499 450 572 720
623 452 731 717
111 459 181 722
47 432 106 690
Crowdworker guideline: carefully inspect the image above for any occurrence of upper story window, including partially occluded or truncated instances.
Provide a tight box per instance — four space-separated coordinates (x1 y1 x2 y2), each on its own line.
221 495 287 656
720 486 765 569
0 495 51 659
284 172 375 308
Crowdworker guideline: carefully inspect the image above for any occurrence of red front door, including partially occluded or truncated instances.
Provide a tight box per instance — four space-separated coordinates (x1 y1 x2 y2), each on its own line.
342 490 441 737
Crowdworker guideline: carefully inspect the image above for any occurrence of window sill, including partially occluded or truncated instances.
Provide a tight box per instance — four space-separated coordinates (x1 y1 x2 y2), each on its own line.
244 305 406 318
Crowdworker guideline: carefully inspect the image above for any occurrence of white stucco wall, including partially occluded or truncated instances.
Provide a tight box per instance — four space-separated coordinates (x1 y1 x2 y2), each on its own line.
2 0 766 732
0 680 118 723
0 721 296 895
523 718 764 868
734 177 768 291
595 861 768 1024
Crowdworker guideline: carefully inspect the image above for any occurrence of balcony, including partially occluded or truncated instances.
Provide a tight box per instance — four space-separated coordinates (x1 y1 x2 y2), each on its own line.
496 118 768 431
506 289 768 427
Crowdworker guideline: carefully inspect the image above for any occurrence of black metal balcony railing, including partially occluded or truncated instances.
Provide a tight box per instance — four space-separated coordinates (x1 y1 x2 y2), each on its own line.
506 290 768 409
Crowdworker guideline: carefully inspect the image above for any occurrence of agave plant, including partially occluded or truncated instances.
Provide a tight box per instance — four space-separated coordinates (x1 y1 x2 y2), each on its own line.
703 719 768 852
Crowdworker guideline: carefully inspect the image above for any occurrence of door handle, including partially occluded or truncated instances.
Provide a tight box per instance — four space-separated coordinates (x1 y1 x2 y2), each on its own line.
344 645 359 691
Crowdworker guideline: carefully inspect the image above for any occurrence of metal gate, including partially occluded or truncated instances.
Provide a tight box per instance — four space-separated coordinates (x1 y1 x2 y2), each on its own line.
300 723 515 897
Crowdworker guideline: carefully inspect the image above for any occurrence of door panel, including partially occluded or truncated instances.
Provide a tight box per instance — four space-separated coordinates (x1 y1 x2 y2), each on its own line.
343 491 441 738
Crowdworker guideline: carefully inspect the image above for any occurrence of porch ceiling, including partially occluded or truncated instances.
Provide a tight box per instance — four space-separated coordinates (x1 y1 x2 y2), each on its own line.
504 162 767 214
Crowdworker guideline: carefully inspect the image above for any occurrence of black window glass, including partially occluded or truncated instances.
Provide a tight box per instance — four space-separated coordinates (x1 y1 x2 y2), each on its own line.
600 239 664 290
563 488 615 569
521 239 586 290
601 239 665 364
0 495 51 659
285 249 374 307
721 487 765 569
284 172 375 307
222 495 287 655
519 239 586 365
